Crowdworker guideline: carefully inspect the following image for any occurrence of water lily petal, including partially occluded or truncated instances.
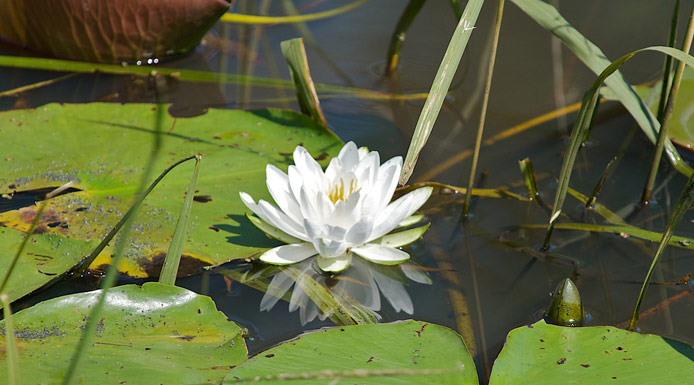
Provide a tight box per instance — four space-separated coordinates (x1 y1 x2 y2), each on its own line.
317 253 352 273
369 186 432 241
315 238 348 258
240 192 304 239
332 190 362 228
266 164 303 223
345 216 374 246
337 141 360 171
259 243 317 265
293 146 326 186
361 157 401 215
260 271 295 311
400 263 433 284
357 146 370 160
372 269 414 314
351 243 410 265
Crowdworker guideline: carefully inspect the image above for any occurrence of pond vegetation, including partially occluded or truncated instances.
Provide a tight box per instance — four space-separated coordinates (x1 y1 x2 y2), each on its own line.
1 0 694 383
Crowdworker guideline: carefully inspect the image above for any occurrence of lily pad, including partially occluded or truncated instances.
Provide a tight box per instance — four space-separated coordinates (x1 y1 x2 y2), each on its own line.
0 103 343 278
489 320 694 384
223 320 478 384
0 282 247 384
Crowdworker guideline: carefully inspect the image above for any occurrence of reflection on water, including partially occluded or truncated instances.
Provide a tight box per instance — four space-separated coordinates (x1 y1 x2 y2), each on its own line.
224 257 432 325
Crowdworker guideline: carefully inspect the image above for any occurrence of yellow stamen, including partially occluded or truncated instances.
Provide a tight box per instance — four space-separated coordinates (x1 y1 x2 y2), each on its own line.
328 178 358 203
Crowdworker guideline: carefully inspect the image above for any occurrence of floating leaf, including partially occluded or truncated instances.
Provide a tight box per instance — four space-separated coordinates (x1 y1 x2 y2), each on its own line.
0 0 230 63
489 320 694 384
223 320 477 384
0 103 343 278
0 283 247 384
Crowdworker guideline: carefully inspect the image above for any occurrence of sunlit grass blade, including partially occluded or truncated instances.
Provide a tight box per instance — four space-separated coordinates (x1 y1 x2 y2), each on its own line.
399 0 484 185
518 158 543 202
542 46 694 249
0 73 78 98
463 0 505 218
281 38 328 127
512 0 693 178
384 0 427 75
62 93 165 385
0 55 427 102
73 155 198 275
159 155 202 286
0 294 21 385
642 4 694 204
220 0 368 24
566 187 626 225
0 182 74 294
629 172 694 331
396 181 529 201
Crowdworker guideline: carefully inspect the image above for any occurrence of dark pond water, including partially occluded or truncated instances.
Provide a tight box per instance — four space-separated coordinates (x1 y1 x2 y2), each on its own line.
4 0 694 382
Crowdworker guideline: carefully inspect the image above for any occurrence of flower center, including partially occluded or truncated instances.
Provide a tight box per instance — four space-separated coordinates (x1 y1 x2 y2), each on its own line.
328 178 358 203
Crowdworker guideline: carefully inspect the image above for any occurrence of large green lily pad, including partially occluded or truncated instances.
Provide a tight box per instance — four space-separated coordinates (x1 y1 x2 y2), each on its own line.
0 282 247 384
224 320 478 384
0 103 342 278
489 320 694 384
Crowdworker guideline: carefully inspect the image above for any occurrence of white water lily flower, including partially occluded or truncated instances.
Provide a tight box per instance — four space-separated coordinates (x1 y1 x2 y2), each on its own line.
240 141 432 273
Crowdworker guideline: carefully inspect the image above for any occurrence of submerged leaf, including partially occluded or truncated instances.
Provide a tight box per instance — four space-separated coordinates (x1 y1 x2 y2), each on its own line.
0 0 230 63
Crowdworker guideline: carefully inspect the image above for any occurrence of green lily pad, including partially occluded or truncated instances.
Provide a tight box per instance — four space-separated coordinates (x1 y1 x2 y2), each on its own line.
0 228 98 304
0 282 247 384
0 103 342 278
223 320 478 384
489 320 694 384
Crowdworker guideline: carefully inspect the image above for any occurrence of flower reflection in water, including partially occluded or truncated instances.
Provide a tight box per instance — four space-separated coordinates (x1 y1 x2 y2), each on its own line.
246 257 432 325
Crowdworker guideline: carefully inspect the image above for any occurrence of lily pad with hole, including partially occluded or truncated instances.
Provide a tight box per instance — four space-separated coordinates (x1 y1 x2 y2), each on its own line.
0 103 343 278
489 320 694 384
0 282 247 384
223 320 478 384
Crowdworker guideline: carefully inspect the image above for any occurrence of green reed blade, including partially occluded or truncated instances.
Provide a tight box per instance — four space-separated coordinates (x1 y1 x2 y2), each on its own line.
463 0 504 218
159 155 202 286
220 0 368 24
0 294 21 385
586 125 637 208
384 0 427 75
542 45 694 249
657 0 680 121
449 0 463 19
280 38 329 128
73 154 197 276
62 89 165 385
518 158 542 201
642 4 694 204
396 181 529 201
399 0 484 185
512 0 693 178
629 172 694 331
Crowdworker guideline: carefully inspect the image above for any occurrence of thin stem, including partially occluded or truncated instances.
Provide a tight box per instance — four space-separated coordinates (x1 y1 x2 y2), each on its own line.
463 0 504 218
641 3 694 205
657 0 680 121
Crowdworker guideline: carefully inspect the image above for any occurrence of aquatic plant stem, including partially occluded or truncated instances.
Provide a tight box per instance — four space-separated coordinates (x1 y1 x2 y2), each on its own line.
384 0 427 75
1 294 21 385
463 0 504 218
629 171 694 331
641 4 694 205
656 0 680 121
159 154 202 285
62 86 164 385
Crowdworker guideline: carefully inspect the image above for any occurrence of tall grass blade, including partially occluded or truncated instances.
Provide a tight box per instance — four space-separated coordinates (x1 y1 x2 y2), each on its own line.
399 0 484 185
511 0 693 178
642 4 694 204
384 0 427 75
518 158 542 201
463 0 504 217
0 294 21 385
542 46 694 249
74 155 198 275
159 155 202 286
449 0 463 19
280 38 328 127
629 172 694 330
657 0 680 121
220 0 368 24
62 89 165 385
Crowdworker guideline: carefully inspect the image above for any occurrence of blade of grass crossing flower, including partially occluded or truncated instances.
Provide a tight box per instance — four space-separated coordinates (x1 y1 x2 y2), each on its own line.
642 4 694 204
281 38 328 128
73 155 198 276
384 0 428 75
657 0 680 121
463 0 504 218
399 0 484 185
542 45 694 249
159 155 202 286
511 0 693 178
220 0 368 24
0 294 21 385
62 93 164 385
629 172 694 331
